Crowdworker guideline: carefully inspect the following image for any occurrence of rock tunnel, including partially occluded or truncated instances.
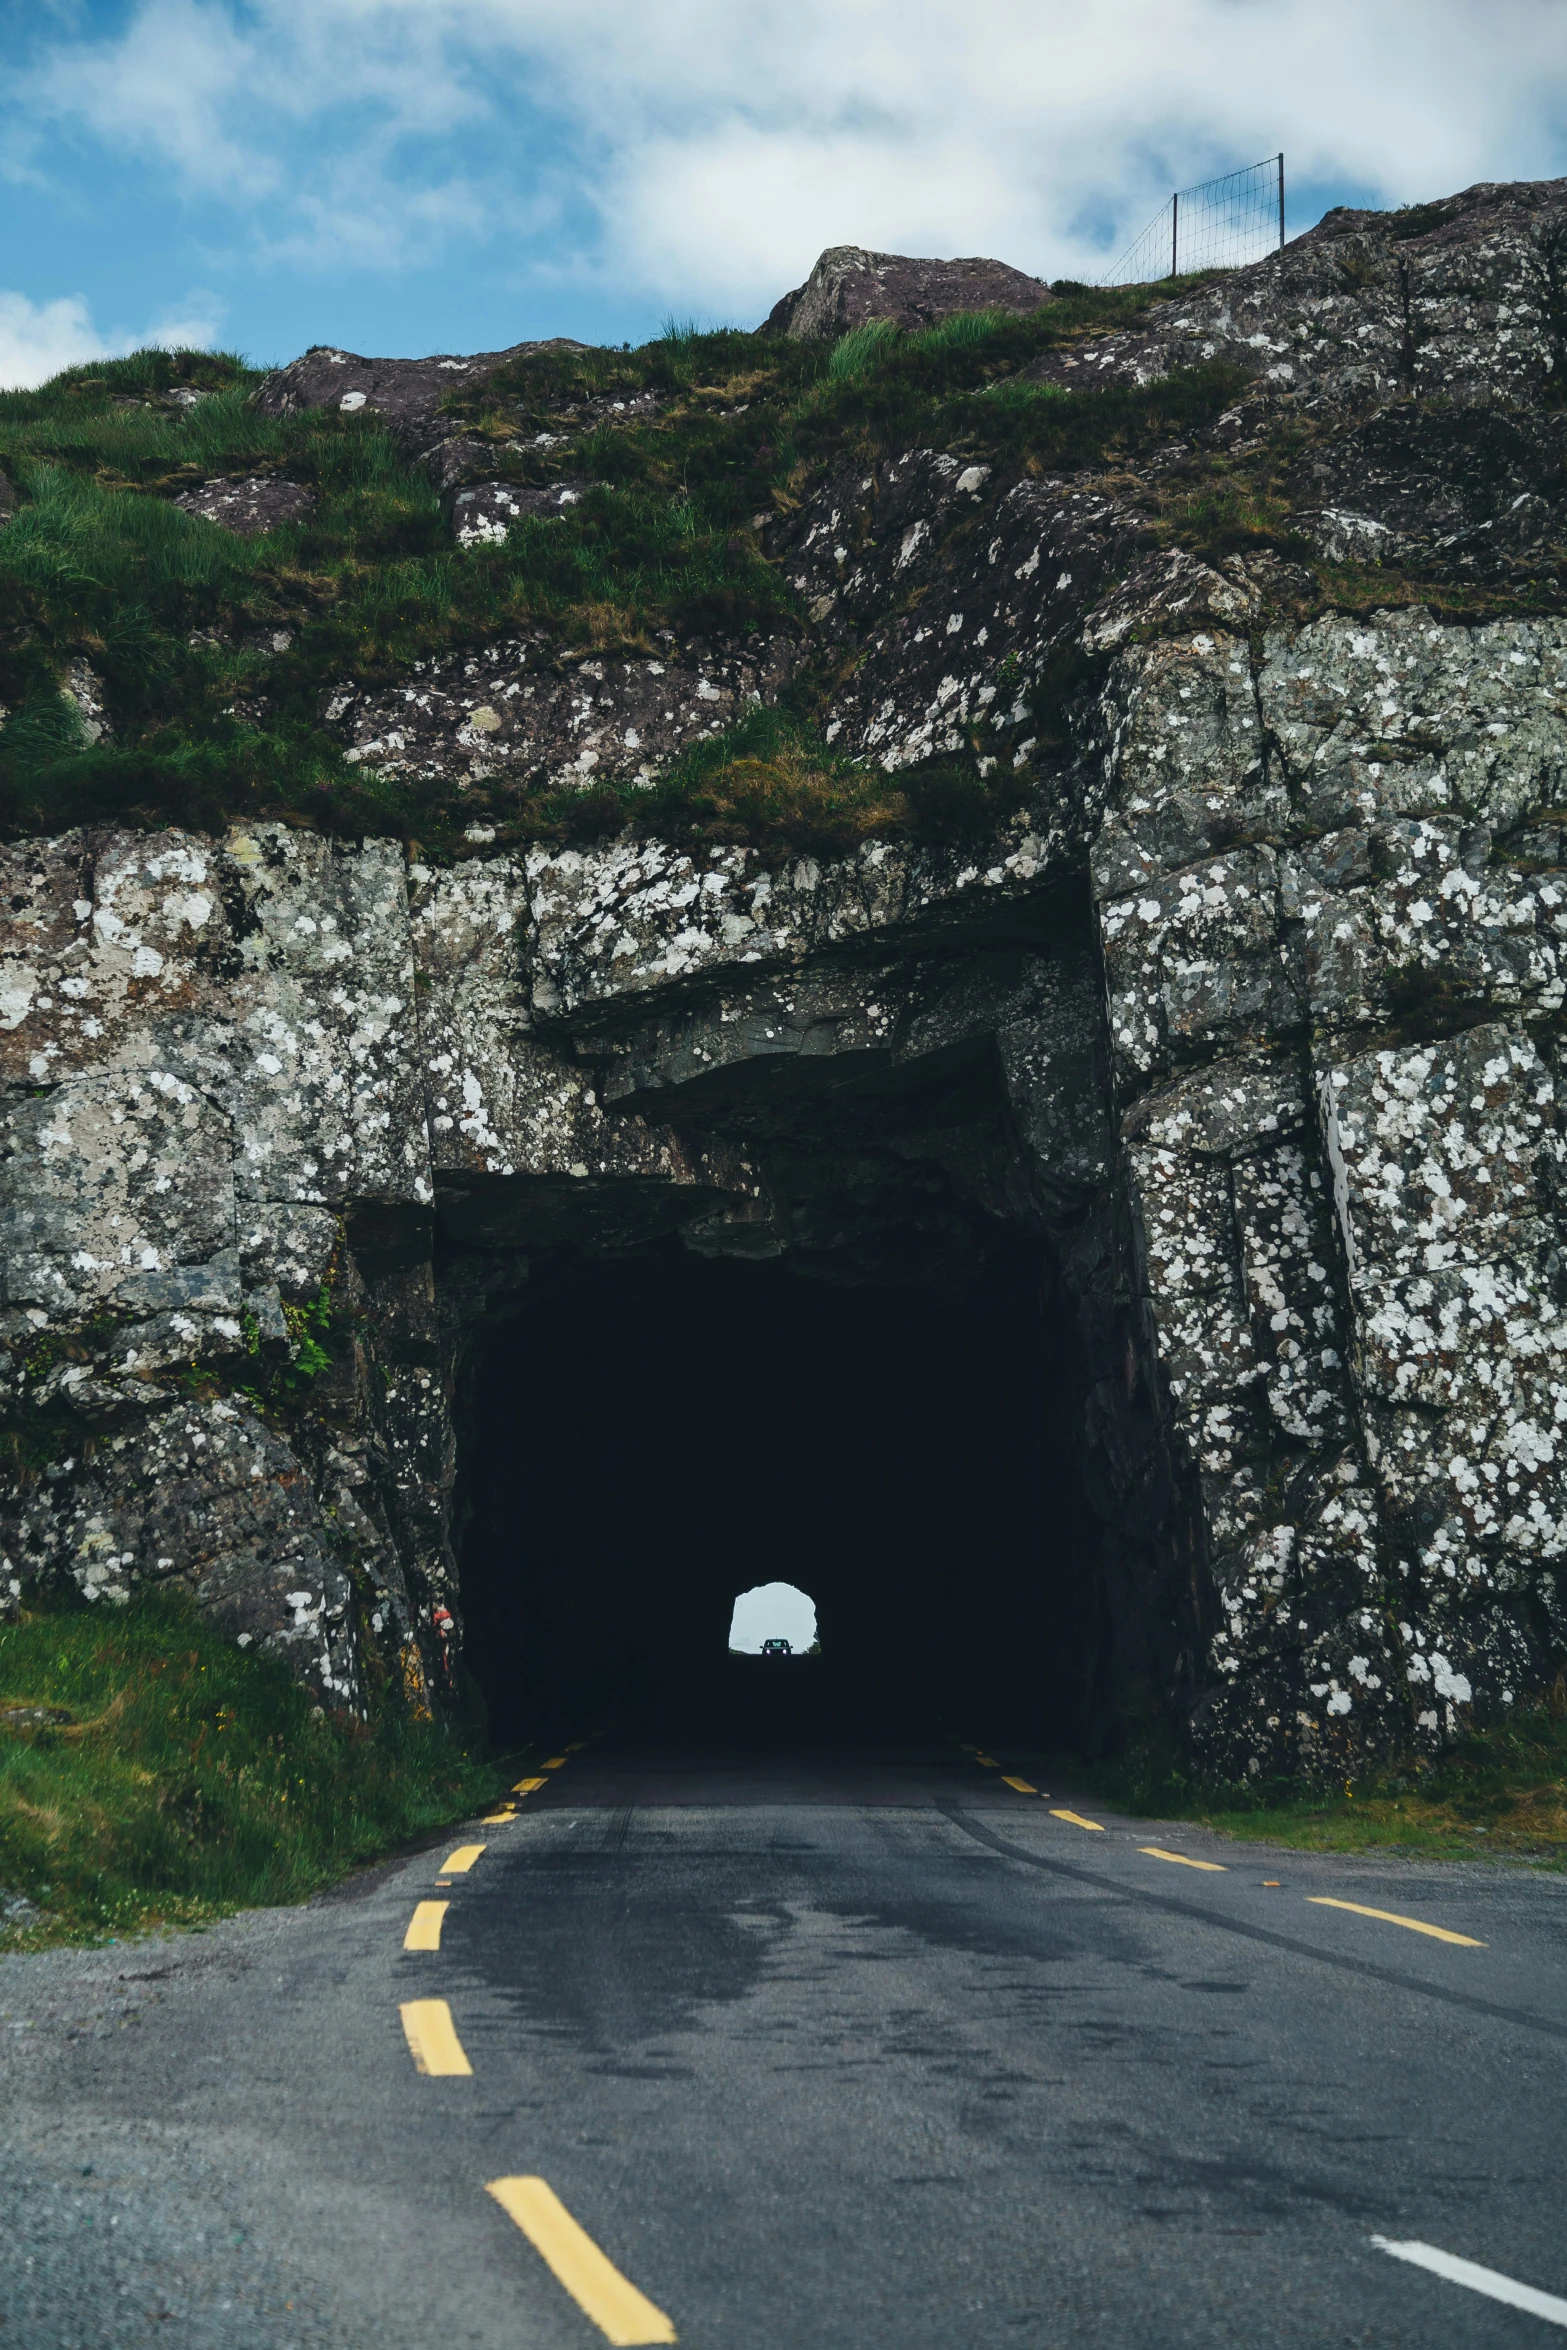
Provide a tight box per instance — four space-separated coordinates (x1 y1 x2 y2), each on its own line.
433 884 1178 1753
453 1248 1097 1747
9 185 1567 1783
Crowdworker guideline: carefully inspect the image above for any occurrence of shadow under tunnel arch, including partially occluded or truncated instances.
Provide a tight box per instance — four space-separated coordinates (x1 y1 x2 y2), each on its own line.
453 1244 1105 1751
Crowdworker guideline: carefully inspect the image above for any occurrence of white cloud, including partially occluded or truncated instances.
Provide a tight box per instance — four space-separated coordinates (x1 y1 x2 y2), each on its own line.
537 0 1567 302
0 290 223 391
0 293 105 390
15 0 1567 315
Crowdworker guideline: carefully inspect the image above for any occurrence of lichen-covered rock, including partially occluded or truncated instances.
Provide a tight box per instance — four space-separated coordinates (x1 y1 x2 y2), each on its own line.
407 853 760 1238
249 339 604 525
523 810 1063 1027
444 478 593 544
1 1396 357 1701
173 477 316 534
1025 177 1567 417
252 339 588 452
323 632 791 799
59 659 112 745
1319 1024 1567 1734
765 246 1053 339
0 822 765 1704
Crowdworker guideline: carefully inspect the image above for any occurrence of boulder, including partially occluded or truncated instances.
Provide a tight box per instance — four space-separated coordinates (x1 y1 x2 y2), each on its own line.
252 340 586 448
443 478 595 546
763 245 1053 338
173 476 316 535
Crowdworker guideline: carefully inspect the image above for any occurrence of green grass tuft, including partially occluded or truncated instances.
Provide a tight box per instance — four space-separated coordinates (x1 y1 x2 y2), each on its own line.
827 320 902 380
1080 1700 1567 1864
0 1592 504 1948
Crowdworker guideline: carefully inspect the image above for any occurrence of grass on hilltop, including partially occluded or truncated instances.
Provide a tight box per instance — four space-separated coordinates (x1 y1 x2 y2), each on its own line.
0 1591 504 1950
1079 1696 1567 1865
0 282 1249 858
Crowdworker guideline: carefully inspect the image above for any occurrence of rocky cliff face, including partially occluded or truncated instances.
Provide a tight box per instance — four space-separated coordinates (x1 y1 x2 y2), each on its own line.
4 180 1567 1772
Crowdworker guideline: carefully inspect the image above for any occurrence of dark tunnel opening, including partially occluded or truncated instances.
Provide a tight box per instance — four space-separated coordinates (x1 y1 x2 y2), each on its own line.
453 1240 1106 1752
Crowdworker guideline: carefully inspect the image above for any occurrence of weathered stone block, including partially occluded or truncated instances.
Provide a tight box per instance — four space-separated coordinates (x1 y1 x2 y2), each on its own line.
0 1070 238 1326
1102 848 1300 1089
0 1397 356 1699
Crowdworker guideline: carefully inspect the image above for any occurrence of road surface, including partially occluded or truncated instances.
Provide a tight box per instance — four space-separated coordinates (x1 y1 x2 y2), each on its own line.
3 1731 1565 2347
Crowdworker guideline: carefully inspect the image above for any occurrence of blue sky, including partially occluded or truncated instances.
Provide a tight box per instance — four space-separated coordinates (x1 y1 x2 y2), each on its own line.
3 0 1567 385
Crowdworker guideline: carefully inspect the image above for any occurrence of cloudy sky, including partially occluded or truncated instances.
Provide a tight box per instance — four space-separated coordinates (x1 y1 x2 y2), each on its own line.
3 0 1566 385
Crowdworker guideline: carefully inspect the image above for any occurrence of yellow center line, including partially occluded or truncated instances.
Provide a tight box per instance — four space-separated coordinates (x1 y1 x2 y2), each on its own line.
565 1741 586 1752
1002 1776 1037 1794
486 2177 677 2345
400 1999 472 2075
542 1756 568 1769
440 1844 486 1873
1050 1808 1106 1832
1140 1846 1227 1872
403 1900 448 1952
480 1808 518 1824
974 1754 1000 1767
1306 1896 1486 1948
513 1776 548 1794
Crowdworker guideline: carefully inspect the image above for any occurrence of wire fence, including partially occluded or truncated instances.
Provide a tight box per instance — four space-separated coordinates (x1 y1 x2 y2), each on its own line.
1100 154 1285 287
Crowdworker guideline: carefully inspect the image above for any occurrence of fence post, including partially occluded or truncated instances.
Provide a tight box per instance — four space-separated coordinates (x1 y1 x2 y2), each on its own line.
1171 191 1178 279
1278 153 1285 250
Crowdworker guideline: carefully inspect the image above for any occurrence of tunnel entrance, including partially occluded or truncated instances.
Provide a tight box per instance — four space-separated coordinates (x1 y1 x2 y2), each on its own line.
438 924 1157 1757
454 1241 1104 1750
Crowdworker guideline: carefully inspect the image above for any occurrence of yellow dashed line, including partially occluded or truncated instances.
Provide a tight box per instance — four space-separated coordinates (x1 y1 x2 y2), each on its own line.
974 1754 1000 1768
487 2177 676 2345
400 1999 472 2076
440 1844 486 1873
1050 1809 1105 1832
513 1776 548 1795
1307 1896 1485 1948
481 1808 518 1824
403 1900 448 1952
1140 1846 1226 1872
543 1756 568 1769
1002 1776 1037 1794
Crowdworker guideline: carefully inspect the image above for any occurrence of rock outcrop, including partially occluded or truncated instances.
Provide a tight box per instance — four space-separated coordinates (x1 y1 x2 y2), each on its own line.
5 180 1567 1772
251 337 596 515
322 632 794 800
173 477 316 535
765 246 1054 338
252 340 585 455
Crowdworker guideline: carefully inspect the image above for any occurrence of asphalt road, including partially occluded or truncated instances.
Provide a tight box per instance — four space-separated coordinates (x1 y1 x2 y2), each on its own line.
3 1729 1566 2349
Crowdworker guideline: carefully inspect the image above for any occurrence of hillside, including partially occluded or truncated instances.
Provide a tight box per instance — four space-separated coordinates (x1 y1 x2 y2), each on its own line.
3 185 1559 863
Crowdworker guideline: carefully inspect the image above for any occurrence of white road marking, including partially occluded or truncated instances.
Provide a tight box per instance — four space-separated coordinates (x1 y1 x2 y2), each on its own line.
1372 2238 1567 2327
